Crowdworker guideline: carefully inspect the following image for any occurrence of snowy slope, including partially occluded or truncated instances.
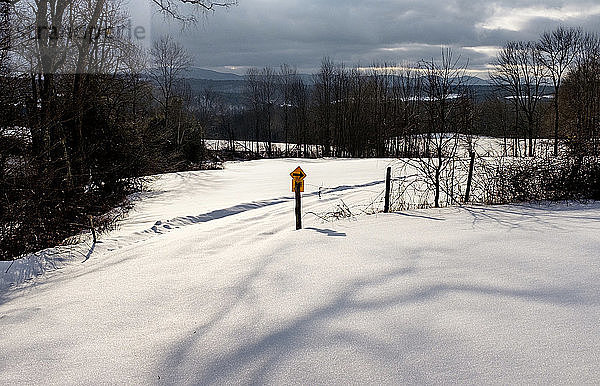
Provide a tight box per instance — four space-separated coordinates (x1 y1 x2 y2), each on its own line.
0 159 394 291
1 159 599 384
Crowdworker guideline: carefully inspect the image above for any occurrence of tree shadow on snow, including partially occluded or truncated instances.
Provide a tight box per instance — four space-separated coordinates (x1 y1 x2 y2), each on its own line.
462 203 600 231
305 227 346 237
81 242 96 263
390 212 445 221
158 249 599 384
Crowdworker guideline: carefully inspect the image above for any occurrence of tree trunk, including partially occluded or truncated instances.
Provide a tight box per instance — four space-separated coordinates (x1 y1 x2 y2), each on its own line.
434 146 442 208
553 94 560 156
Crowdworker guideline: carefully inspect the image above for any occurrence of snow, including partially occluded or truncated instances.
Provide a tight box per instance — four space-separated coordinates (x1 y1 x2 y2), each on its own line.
1 158 599 384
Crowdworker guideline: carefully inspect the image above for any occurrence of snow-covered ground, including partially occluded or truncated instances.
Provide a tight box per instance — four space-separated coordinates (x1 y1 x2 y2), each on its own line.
1 158 599 384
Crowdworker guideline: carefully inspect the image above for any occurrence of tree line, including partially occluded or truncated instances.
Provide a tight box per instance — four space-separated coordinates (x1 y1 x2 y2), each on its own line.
235 54 474 159
202 27 597 162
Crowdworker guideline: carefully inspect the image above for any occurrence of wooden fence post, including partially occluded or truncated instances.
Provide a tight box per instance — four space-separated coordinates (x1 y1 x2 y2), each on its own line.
465 151 476 203
384 166 391 213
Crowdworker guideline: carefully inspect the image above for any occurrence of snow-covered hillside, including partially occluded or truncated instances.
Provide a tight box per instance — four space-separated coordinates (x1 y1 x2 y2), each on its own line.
1 159 599 384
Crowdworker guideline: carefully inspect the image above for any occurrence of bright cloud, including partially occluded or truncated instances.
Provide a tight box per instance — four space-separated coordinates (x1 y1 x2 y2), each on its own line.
478 4 600 31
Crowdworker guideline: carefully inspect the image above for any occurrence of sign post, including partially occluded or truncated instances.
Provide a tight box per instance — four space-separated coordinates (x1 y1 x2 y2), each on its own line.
384 167 391 213
290 166 306 230
295 181 302 230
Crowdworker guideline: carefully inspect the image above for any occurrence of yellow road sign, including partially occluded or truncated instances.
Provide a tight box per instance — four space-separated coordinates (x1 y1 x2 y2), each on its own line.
292 180 304 192
290 166 306 181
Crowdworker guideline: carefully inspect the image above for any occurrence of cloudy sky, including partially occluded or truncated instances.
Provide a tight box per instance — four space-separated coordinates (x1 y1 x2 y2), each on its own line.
143 0 600 76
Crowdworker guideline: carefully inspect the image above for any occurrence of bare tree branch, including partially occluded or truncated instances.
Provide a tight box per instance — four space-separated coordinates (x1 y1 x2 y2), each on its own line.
151 0 237 23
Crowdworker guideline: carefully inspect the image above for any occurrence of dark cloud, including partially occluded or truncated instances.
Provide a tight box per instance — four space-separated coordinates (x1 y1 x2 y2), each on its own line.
144 0 600 75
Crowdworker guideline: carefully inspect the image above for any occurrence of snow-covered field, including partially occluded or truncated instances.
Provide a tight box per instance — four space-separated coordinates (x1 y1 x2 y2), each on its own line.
1 158 599 384
205 136 562 159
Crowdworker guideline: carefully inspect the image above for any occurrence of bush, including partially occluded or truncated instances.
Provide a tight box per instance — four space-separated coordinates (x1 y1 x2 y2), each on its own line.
491 156 600 203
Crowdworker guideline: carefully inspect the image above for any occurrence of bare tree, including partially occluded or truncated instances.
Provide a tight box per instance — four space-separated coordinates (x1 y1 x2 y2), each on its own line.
279 64 296 155
476 93 514 156
538 26 582 156
560 32 600 157
149 35 193 140
390 65 422 157
313 57 335 156
289 72 309 157
173 81 194 148
492 41 548 156
490 42 525 156
419 49 470 207
243 67 262 154
258 67 276 157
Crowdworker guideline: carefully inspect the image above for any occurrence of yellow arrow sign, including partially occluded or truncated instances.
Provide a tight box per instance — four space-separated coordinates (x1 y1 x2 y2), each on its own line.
290 166 306 181
292 180 304 192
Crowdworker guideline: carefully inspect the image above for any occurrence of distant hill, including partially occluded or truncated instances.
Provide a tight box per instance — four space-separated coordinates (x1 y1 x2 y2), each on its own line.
184 67 315 84
185 78 246 107
181 68 315 107
417 75 491 87
184 68 245 81
461 76 491 86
